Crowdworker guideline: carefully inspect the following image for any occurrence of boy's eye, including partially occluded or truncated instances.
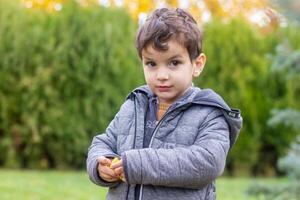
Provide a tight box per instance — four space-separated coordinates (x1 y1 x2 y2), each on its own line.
145 61 156 67
170 60 181 67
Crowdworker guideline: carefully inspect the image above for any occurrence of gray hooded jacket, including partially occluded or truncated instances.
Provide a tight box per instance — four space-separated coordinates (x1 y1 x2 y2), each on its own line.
87 85 242 200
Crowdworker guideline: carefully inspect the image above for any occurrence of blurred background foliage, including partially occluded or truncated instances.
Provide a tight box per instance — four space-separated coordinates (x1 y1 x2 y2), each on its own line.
0 0 299 177
21 0 272 22
0 0 143 169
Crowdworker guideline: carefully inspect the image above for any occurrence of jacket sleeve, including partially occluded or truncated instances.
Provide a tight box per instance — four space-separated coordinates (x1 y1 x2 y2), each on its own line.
122 108 230 189
86 100 133 187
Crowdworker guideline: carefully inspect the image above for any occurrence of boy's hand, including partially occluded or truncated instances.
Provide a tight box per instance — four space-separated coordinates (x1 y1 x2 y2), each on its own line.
110 158 126 182
97 156 119 182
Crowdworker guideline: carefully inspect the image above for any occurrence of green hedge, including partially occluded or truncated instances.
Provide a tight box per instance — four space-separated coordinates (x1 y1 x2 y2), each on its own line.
0 0 143 168
1 0 300 173
198 19 300 175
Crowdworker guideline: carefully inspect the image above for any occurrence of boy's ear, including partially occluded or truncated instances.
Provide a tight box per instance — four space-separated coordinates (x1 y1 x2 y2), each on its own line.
193 53 206 77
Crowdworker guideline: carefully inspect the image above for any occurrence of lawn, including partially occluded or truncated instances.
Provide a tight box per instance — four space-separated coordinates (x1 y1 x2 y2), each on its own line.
0 169 287 200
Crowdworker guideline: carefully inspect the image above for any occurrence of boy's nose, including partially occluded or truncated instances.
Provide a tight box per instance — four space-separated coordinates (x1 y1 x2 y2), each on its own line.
156 68 169 80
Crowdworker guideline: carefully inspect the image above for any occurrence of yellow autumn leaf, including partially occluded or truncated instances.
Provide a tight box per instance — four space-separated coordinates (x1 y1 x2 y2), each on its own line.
110 157 120 168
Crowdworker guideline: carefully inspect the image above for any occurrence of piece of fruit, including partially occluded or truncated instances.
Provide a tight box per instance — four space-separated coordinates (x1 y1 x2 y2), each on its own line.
110 157 120 168
109 157 125 181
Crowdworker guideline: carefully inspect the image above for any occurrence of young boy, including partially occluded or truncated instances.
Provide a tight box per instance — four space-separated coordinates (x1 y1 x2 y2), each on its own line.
87 8 242 200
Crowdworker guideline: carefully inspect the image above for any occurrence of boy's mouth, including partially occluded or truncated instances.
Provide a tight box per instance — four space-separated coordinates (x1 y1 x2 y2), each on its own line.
157 86 171 92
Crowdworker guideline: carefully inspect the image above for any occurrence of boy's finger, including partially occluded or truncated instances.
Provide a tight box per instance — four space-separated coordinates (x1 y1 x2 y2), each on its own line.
99 171 117 180
99 166 117 177
100 172 112 179
97 156 112 166
110 159 122 169
114 167 124 175
101 173 119 182
100 172 117 180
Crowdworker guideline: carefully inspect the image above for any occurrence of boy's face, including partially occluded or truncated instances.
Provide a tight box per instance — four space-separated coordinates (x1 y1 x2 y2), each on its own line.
142 39 206 105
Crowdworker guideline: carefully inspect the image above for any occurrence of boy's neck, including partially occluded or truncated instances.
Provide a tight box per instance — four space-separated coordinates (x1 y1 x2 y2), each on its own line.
157 102 171 121
155 86 194 120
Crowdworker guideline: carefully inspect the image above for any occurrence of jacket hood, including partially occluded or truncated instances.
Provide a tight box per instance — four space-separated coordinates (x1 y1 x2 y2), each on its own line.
127 85 242 148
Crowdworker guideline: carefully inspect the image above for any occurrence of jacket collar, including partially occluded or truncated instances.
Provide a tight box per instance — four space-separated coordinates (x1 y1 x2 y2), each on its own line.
127 85 242 148
127 85 235 113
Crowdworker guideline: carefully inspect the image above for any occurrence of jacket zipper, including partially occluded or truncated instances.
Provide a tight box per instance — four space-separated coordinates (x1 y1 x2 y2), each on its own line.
138 107 173 200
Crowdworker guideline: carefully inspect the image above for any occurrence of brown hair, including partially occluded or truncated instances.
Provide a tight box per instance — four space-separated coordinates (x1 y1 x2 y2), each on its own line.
136 8 203 60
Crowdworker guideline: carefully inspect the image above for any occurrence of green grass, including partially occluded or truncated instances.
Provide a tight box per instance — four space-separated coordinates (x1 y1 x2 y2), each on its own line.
0 169 288 200
0 169 107 200
216 177 288 200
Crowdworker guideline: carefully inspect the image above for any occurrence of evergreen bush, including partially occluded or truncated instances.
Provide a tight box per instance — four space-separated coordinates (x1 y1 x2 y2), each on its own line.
198 20 300 175
247 41 300 199
247 136 300 200
0 0 143 168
